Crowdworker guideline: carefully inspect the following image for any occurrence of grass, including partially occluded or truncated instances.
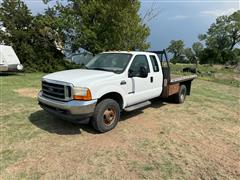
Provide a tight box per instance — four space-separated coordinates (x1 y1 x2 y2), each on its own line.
0 149 26 172
0 71 239 179
170 63 240 87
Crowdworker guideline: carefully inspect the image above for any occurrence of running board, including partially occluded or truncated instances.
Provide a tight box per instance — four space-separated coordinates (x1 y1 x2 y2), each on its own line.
124 101 151 112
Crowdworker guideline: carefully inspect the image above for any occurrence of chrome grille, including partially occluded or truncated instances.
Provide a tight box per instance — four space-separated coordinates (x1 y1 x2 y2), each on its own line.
42 80 71 101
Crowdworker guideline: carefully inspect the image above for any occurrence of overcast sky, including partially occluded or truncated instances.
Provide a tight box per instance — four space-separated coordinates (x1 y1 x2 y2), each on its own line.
22 0 240 50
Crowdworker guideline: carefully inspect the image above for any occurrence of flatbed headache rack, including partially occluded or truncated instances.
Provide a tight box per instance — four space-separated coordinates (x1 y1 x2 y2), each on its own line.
149 49 197 98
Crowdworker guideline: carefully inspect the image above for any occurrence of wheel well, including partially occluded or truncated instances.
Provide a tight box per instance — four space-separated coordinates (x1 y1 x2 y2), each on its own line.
98 92 124 109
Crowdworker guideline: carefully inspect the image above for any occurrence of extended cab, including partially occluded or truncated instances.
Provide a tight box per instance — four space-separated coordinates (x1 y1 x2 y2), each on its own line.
38 50 196 132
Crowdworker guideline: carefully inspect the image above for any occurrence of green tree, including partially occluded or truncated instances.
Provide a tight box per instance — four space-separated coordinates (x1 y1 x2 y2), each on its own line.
192 42 203 58
221 49 240 65
232 48 240 64
167 40 185 63
199 10 240 51
52 0 150 54
198 10 240 65
199 48 222 65
0 0 34 68
0 0 74 72
184 48 196 64
0 0 32 46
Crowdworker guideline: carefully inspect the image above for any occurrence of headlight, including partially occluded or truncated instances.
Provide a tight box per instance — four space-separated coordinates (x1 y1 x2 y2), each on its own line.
17 64 23 71
73 87 92 101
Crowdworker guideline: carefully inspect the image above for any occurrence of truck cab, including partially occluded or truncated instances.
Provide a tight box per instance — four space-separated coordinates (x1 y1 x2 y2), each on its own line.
38 51 196 132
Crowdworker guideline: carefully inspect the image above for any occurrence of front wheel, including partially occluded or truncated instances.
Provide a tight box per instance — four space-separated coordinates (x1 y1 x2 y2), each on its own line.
174 84 187 104
91 99 120 133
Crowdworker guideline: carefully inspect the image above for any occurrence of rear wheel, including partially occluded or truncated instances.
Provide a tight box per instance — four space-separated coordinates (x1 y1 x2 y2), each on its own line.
174 84 187 104
91 99 120 133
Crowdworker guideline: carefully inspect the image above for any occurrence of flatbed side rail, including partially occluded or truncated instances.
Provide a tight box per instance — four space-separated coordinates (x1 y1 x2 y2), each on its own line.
170 75 197 84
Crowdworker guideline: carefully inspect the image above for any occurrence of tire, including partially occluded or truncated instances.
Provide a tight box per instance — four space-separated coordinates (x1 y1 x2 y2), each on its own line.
91 99 120 133
174 84 187 104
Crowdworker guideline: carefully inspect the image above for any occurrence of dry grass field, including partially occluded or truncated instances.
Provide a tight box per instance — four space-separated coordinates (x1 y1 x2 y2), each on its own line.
0 73 239 179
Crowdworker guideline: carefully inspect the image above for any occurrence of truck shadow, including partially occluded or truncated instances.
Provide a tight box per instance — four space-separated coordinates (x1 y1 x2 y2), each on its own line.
0 72 25 76
121 98 167 121
29 110 97 135
29 98 167 135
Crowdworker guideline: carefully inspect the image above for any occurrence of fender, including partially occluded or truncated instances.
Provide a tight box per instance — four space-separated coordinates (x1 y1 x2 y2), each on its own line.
92 85 127 108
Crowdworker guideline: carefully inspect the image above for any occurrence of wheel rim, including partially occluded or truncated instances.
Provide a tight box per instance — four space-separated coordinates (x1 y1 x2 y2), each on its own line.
103 107 116 126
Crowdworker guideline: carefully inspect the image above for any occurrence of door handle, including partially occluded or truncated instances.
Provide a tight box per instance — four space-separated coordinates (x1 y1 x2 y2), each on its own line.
150 77 153 83
120 80 126 85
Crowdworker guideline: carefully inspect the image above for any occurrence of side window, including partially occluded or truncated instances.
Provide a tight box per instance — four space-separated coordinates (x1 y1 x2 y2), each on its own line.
150 55 159 72
129 55 149 77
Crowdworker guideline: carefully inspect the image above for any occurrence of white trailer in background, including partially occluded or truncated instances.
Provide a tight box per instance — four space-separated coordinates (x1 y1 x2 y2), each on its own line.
0 45 23 72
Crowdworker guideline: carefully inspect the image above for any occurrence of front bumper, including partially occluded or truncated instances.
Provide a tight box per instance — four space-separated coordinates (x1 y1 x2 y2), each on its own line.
38 91 97 122
0 64 23 72
0 65 8 71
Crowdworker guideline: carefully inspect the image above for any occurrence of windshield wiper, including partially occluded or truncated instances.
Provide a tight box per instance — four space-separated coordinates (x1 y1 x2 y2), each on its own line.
81 64 88 69
88 67 115 73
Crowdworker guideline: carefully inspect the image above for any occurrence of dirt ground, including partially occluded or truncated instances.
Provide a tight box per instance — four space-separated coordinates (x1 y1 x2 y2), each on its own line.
1 74 240 179
14 88 39 98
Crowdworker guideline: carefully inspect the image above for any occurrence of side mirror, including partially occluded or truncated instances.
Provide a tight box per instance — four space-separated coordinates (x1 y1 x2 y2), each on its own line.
128 69 134 78
139 66 148 78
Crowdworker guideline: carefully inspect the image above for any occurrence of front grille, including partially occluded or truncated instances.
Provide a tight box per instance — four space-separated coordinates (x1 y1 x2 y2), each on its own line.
42 80 71 101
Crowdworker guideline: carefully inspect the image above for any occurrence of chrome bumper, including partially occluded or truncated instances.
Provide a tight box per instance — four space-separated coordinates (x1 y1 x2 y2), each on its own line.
0 64 23 72
0 65 8 71
38 91 97 116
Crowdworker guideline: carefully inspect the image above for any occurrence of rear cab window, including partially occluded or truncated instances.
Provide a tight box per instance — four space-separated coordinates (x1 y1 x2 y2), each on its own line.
150 55 159 72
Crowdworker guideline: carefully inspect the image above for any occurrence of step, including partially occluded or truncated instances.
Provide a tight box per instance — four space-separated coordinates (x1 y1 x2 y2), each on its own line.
124 101 151 112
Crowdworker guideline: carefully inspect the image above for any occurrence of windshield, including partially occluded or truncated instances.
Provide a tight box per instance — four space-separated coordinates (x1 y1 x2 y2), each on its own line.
85 53 132 73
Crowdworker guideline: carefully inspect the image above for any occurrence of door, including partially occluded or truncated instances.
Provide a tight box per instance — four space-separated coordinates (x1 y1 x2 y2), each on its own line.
126 54 155 106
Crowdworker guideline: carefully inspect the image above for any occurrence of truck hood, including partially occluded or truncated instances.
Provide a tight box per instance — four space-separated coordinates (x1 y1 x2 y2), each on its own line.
43 69 116 86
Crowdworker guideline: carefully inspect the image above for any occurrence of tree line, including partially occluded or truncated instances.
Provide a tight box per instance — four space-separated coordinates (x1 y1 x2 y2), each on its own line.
167 10 240 65
0 0 239 73
0 0 150 72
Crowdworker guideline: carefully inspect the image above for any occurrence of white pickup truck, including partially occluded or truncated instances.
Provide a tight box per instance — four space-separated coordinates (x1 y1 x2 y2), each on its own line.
38 50 196 132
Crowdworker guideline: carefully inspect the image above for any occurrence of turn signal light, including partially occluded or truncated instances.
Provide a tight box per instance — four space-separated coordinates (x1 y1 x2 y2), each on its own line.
73 89 92 101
